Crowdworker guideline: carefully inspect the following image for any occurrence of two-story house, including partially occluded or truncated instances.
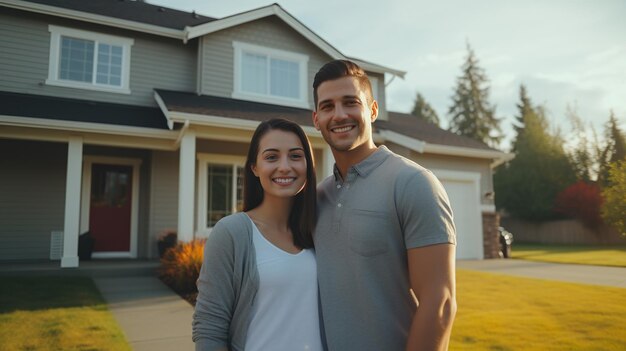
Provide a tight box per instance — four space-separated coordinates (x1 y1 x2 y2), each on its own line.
0 0 510 267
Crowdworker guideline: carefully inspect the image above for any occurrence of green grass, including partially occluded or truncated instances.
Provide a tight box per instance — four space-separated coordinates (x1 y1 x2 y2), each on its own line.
452 269 626 350
512 243 626 267
0 276 131 351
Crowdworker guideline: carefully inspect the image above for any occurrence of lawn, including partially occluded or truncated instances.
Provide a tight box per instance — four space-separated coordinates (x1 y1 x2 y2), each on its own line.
451 269 626 350
512 243 626 267
0 276 131 351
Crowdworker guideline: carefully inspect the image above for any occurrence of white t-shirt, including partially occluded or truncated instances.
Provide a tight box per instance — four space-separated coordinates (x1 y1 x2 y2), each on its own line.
244 215 323 351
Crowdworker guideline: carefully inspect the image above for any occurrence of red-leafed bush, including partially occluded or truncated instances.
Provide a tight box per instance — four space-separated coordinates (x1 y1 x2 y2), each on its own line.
554 181 604 228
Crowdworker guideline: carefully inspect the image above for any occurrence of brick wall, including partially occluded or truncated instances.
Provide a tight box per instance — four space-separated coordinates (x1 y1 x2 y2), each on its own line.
482 212 501 259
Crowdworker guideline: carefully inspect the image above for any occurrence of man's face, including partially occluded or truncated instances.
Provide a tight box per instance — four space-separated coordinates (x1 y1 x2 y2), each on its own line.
313 76 378 155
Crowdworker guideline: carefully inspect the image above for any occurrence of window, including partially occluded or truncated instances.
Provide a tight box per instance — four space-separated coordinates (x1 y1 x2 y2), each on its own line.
47 25 133 93
233 42 309 108
197 155 245 231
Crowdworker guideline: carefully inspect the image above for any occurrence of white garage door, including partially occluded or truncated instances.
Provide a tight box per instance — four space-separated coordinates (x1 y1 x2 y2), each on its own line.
433 171 483 260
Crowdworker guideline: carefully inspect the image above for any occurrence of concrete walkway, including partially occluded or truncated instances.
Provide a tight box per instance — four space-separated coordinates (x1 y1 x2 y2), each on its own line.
457 258 626 288
93 275 195 351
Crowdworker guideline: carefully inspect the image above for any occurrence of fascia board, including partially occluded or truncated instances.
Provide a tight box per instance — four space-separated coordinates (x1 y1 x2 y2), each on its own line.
167 111 320 136
154 91 175 130
379 129 513 163
0 114 177 139
184 4 403 77
1 0 185 39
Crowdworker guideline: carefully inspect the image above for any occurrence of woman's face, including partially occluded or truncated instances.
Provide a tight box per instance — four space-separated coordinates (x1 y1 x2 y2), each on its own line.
251 129 308 200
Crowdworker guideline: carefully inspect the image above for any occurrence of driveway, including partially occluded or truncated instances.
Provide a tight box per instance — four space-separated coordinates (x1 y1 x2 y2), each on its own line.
457 259 626 288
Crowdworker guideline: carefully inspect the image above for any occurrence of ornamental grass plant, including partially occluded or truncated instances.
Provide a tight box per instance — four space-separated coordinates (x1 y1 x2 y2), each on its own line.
159 238 205 304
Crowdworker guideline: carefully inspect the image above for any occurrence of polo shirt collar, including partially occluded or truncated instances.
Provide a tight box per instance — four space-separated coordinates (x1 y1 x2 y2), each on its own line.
332 145 391 181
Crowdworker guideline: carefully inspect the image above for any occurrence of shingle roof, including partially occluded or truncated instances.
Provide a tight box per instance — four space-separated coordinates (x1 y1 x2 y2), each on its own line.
155 89 315 127
378 111 497 151
0 91 168 129
155 90 497 151
21 0 215 30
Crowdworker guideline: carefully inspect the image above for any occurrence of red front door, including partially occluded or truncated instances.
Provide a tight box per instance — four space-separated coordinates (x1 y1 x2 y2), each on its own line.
89 164 132 252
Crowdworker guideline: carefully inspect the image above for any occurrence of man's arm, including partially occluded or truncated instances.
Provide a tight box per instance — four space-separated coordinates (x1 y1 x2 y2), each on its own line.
406 243 457 351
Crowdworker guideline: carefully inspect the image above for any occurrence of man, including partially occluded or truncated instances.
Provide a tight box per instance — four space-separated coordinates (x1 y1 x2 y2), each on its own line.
312 60 457 351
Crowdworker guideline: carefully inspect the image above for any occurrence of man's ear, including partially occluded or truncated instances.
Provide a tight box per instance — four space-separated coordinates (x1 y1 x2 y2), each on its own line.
312 111 320 130
370 100 379 123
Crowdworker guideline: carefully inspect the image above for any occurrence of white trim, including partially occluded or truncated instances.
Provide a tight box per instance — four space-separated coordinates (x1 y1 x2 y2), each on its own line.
322 145 335 178
185 4 405 78
61 136 83 267
80 156 142 259
378 130 425 153
430 169 484 260
481 204 496 213
378 128 512 165
232 41 309 109
1 0 185 39
153 91 174 130
0 115 175 138
92 252 132 259
369 76 380 102
196 153 246 236
178 130 196 242
47 25 133 94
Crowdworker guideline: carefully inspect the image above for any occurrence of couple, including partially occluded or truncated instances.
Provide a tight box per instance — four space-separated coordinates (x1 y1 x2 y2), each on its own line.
192 60 457 351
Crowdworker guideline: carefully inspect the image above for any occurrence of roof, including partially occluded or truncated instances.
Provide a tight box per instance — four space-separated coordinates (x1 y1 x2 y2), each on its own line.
381 112 497 151
0 91 168 129
155 89 314 129
155 90 505 160
13 0 215 30
5 0 405 77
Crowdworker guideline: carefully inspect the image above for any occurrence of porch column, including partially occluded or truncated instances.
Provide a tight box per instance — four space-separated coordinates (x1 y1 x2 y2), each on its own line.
323 145 335 178
178 130 196 242
61 136 83 268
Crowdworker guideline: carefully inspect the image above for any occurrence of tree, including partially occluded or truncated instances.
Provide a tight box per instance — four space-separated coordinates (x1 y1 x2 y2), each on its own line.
601 160 626 236
411 92 440 125
448 43 502 148
598 111 626 185
565 105 603 182
494 85 576 220
553 181 603 228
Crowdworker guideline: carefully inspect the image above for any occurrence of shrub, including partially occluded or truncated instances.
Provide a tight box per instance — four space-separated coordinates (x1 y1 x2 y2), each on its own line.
601 160 626 236
159 239 205 295
553 181 603 228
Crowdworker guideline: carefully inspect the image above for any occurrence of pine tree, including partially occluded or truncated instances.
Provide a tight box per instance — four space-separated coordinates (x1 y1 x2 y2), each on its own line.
448 43 502 148
494 85 576 220
410 92 440 126
598 111 626 185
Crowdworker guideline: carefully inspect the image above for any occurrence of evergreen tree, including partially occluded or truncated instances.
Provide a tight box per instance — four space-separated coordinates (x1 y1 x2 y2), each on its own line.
598 111 626 185
448 43 502 148
565 105 601 182
494 85 576 220
411 92 440 126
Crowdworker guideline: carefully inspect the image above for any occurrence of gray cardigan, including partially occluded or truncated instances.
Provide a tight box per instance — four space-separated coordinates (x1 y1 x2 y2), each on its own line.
192 212 259 351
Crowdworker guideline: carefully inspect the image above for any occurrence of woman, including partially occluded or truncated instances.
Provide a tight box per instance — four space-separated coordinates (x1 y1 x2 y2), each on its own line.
192 118 321 351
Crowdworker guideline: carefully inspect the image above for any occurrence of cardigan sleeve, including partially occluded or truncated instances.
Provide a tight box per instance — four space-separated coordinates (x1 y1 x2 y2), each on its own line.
192 219 237 351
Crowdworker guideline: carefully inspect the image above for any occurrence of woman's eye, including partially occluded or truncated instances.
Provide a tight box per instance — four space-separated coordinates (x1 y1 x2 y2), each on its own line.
290 154 303 160
265 155 278 161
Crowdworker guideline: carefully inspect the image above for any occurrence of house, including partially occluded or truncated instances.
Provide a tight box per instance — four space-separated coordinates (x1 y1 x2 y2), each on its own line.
0 0 510 267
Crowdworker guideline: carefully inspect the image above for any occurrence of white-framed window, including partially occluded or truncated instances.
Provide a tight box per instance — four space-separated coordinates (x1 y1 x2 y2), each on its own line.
233 41 309 109
197 154 246 232
47 25 133 94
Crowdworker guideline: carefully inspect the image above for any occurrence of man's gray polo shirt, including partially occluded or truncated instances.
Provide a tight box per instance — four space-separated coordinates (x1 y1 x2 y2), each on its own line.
314 146 456 351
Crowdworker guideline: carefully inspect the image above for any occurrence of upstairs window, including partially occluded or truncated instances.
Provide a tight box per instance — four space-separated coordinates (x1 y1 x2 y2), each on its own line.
233 42 308 108
47 25 133 94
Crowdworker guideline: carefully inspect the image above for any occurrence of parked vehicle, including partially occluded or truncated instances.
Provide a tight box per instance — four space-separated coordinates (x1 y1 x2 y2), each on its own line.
499 227 514 258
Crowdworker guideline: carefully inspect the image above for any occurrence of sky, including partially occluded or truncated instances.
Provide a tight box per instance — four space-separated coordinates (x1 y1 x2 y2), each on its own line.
151 0 626 151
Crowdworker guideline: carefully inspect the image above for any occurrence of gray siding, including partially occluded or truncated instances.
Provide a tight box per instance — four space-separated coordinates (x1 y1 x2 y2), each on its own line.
200 16 334 108
0 8 196 107
148 150 179 258
0 139 67 260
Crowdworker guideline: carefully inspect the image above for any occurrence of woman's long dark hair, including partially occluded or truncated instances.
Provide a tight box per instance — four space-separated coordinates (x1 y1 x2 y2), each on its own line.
243 118 316 249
